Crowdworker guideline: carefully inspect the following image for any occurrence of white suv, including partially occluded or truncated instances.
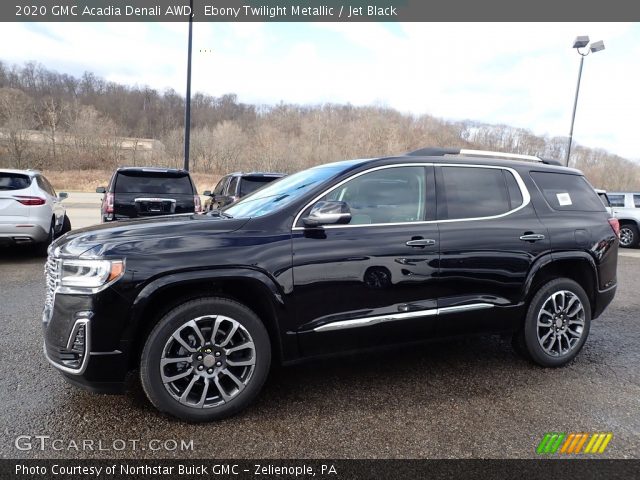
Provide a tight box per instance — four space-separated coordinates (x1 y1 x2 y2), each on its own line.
605 191 640 248
0 169 70 254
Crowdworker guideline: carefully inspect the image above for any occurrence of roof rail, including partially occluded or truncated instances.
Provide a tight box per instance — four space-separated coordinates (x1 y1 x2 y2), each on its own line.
406 147 563 166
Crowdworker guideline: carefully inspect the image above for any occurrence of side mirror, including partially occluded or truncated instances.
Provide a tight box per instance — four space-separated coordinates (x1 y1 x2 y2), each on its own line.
303 200 351 227
58 192 68 200
203 190 212 196
96 187 106 194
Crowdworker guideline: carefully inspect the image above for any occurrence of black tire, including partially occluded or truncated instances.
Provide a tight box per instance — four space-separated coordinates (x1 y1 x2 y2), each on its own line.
35 218 55 257
140 297 271 422
619 224 639 248
515 278 591 367
60 215 72 236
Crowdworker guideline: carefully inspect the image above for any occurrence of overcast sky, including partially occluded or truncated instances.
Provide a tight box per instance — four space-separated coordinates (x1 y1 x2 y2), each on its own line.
1 22 638 160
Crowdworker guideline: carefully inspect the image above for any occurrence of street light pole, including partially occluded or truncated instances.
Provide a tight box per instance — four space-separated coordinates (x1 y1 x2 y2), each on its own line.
183 0 194 171
565 36 605 167
566 55 584 166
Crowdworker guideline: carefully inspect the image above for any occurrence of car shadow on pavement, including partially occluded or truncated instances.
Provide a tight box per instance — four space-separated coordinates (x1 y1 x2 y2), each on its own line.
119 333 531 421
0 245 45 263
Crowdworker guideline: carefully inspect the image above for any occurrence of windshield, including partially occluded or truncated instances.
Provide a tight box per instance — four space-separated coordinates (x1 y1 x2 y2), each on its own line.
225 165 345 218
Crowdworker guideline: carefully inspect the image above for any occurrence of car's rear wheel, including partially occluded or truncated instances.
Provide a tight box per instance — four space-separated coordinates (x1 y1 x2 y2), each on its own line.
60 215 71 236
516 278 591 367
619 224 639 248
35 218 55 256
140 297 271 422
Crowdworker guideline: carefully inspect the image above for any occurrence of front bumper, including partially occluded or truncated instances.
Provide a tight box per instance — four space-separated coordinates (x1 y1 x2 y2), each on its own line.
42 289 132 393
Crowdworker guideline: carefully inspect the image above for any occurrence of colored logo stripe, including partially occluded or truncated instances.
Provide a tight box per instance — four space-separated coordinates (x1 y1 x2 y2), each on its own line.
538 433 612 454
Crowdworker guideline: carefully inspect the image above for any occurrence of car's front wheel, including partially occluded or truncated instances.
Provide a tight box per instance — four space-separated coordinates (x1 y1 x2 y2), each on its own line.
140 297 271 422
516 278 591 367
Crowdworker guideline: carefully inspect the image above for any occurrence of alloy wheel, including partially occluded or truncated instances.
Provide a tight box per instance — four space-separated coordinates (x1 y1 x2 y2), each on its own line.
536 290 585 357
619 227 634 247
160 315 256 409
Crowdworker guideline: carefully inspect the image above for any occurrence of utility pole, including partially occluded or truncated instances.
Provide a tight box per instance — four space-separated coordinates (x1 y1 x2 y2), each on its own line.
183 0 194 171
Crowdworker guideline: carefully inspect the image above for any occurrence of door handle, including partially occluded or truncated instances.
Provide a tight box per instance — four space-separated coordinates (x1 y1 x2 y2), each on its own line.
406 239 436 247
519 233 545 242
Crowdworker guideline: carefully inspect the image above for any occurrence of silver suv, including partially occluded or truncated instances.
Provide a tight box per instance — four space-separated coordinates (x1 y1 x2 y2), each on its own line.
606 191 640 248
0 169 70 254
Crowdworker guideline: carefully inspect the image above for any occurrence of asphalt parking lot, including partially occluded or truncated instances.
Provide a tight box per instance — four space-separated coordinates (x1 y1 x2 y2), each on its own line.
0 207 639 459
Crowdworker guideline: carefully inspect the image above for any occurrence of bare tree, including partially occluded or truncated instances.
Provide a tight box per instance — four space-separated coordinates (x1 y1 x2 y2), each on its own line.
35 96 67 164
0 87 35 168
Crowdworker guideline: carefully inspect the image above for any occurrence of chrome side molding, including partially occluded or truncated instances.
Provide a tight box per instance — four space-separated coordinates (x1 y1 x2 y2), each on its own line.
313 303 494 332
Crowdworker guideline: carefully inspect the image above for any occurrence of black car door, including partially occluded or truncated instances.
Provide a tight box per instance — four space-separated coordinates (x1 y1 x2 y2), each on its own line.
292 165 441 356
435 164 550 334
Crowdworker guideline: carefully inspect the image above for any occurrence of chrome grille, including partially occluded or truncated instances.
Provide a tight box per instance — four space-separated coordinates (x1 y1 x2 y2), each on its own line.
43 254 61 324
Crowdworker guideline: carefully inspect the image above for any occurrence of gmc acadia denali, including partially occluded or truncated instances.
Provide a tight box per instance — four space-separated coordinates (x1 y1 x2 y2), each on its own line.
42 148 619 422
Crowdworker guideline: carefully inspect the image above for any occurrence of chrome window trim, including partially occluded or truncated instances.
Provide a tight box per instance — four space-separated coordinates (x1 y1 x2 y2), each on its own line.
43 318 91 375
313 303 494 332
291 163 531 231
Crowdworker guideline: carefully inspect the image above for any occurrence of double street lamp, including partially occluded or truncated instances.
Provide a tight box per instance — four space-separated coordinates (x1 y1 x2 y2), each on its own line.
565 35 605 166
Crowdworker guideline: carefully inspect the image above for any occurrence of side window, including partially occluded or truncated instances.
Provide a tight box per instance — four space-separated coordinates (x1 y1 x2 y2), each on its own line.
608 194 625 207
227 177 239 196
504 170 523 209
634 195 640 208
598 193 611 208
213 176 227 195
36 175 55 196
530 172 605 212
321 166 426 225
439 167 515 220
42 176 56 196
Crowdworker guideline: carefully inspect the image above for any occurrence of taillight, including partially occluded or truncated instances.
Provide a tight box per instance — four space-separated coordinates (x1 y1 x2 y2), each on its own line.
103 193 114 214
194 195 202 213
608 218 620 237
14 196 46 206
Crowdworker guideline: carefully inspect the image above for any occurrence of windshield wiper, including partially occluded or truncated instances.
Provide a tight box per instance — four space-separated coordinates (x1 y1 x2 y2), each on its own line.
208 209 233 219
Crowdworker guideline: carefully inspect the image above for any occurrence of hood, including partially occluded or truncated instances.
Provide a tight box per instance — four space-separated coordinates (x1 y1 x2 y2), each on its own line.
53 214 250 258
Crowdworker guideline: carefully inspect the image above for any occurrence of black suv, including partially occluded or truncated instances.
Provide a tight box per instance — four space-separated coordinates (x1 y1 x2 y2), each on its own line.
202 172 285 212
43 148 618 422
96 167 201 222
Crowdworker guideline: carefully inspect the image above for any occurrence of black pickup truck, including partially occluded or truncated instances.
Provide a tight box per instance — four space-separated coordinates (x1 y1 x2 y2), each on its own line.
97 167 201 222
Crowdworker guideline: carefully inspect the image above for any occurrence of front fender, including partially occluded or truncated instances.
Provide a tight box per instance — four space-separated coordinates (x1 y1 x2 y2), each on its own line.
125 267 290 358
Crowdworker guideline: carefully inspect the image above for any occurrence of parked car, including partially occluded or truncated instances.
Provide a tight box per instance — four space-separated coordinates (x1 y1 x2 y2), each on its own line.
43 147 618 422
96 167 201 222
203 172 285 212
0 169 70 254
603 191 640 248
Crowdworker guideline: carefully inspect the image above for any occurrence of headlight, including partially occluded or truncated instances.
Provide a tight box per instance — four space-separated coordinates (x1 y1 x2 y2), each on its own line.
60 259 124 290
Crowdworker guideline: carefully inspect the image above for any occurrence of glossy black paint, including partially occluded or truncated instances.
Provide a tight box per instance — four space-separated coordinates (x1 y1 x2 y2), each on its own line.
43 154 619 391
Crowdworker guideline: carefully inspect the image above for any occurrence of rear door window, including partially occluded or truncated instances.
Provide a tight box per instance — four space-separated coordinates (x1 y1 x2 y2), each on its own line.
0 173 31 191
439 166 519 220
634 195 640 208
530 172 604 212
114 171 194 195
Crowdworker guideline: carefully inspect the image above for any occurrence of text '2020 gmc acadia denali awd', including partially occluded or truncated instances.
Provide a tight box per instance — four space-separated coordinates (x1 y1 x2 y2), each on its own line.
42 148 619 422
